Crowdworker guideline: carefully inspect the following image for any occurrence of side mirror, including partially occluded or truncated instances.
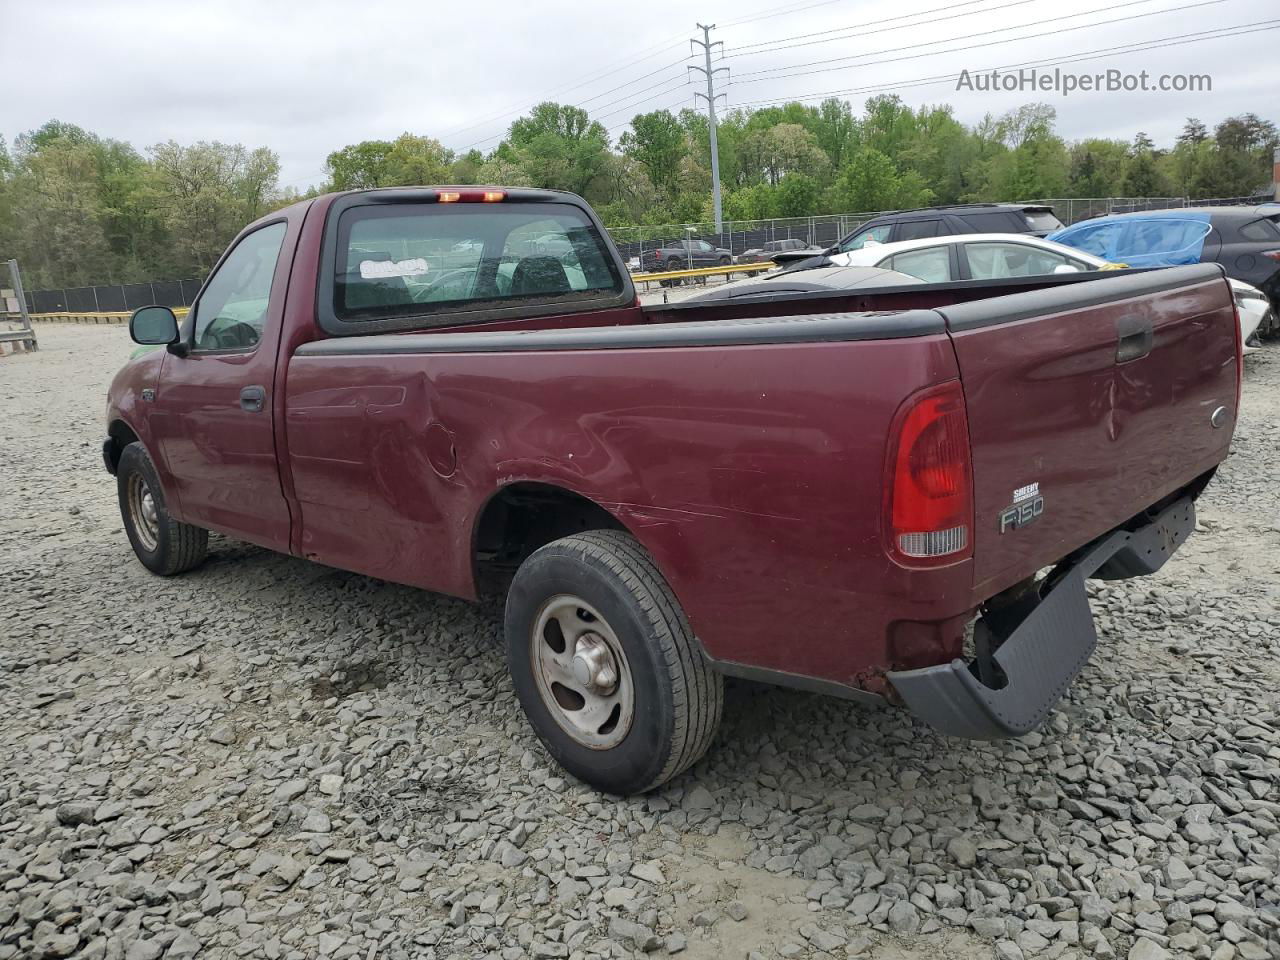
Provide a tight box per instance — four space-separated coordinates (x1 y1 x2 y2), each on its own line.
1053 264 1081 275
129 305 180 345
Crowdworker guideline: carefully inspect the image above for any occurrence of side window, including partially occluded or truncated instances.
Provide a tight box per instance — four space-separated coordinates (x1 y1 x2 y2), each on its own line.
697 240 714 252
895 219 942 242
886 246 951 283
838 223 891 252
965 242 1090 279
192 223 287 351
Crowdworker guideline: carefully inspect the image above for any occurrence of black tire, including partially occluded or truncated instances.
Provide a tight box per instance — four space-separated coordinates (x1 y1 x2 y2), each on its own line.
718 256 732 266
505 530 723 794
117 442 208 576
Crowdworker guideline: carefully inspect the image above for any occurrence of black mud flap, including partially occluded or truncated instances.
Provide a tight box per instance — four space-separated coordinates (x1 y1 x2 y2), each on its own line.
887 496 1196 740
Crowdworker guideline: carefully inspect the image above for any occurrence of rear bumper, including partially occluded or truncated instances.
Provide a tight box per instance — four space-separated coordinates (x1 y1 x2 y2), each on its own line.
888 495 1196 739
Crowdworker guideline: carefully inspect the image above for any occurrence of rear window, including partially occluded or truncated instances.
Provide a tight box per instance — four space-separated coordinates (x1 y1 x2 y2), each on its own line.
1023 209 1065 232
333 202 624 323
962 211 1024 232
1238 218 1280 242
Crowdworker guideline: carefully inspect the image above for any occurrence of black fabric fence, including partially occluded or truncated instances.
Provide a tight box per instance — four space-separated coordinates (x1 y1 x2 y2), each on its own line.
25 278 203 314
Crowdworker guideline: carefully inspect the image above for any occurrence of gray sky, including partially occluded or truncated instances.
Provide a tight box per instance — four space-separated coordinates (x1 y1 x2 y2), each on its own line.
6 0 1276 188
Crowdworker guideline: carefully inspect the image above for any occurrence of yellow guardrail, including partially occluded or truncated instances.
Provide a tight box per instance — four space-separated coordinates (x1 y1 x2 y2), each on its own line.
32 307 191 325
631 262 777 284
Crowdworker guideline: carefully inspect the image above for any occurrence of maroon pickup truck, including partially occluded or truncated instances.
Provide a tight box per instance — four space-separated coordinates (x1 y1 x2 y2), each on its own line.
105 187 1241 794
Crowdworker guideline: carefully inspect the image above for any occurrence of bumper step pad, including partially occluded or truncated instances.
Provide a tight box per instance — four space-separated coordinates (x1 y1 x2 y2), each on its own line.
887 496 1196 740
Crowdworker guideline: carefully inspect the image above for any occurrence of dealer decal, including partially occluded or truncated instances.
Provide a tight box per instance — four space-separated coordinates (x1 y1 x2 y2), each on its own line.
999 482 1045 534
359 257 430 279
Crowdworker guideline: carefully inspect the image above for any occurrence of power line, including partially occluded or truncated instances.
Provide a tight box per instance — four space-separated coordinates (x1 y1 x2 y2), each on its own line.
454 73 693 154
719 0 849 30
552 57 690 111
727 18 1279 109
726 0 1035 57
582 77 695 126
606 91 695 140
727 0 1231 85
590 2 1213 142
436 34 690 145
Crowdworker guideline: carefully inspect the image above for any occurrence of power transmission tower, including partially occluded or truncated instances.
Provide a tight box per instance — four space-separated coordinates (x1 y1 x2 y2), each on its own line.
689 24 728 234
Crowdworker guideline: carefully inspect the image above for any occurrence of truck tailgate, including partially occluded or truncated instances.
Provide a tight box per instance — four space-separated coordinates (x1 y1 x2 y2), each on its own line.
939 264 1237 598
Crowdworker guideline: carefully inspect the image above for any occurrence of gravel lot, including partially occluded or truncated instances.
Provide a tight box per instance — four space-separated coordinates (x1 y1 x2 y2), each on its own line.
2 324 1278 960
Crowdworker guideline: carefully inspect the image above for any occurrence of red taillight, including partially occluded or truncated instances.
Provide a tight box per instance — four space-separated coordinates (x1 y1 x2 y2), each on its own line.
435 189 506 203
1262 249 1280 262
884 380 974 567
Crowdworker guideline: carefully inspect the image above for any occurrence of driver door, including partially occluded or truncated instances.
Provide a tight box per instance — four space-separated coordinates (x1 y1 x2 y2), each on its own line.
151 220 294 551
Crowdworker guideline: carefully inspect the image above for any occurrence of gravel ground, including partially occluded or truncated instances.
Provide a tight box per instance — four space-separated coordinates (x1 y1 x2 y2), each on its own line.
2 324 1278 960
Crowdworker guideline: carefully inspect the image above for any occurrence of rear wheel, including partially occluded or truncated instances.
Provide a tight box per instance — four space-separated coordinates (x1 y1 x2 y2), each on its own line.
117 442 208 576
504 530 722 794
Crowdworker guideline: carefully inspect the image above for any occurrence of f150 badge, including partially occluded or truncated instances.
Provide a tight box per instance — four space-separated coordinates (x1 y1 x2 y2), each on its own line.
999 482 1044 534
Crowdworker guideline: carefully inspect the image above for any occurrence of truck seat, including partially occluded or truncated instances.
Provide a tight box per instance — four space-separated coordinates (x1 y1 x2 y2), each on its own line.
511 256 571 296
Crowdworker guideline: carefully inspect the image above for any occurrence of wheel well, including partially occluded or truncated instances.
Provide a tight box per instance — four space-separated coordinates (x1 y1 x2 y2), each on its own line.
106 420 140 473
473 483 626 593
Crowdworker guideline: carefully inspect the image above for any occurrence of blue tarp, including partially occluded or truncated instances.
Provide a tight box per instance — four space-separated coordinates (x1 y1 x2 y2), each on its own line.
1048 210 1213 267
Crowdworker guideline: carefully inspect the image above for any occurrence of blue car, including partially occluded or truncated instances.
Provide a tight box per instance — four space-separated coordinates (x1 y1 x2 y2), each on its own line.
1049 207 1280 336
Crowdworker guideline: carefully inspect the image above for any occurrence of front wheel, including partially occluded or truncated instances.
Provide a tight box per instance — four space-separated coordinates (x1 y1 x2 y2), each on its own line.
504 530 723 794
117 442 208 576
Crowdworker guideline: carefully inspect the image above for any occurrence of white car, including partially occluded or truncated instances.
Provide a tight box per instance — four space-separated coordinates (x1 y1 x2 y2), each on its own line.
830 233 1269 350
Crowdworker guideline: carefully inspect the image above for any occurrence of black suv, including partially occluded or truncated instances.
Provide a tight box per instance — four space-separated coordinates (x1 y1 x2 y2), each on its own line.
833 203 1064 251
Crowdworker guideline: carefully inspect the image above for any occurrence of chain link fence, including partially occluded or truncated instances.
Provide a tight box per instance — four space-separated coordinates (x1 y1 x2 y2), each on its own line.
23 193 1275 309
608 193 1275 264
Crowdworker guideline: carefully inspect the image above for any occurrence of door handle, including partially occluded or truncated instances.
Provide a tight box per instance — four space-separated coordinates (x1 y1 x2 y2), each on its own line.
239 385 266 412
1115 315 1153 363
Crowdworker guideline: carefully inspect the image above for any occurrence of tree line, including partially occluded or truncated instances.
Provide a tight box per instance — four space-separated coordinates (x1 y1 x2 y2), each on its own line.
1 100 1275 289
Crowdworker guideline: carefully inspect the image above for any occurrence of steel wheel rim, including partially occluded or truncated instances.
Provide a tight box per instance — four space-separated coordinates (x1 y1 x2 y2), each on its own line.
127 473 160 552
530 595 634 750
